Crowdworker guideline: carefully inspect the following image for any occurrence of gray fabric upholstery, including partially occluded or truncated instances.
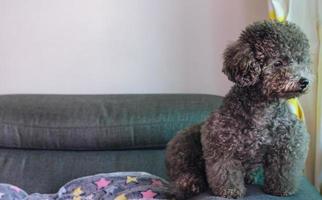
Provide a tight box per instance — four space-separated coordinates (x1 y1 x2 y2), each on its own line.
0 94 222 150
0 94 222 193
190 177 321 200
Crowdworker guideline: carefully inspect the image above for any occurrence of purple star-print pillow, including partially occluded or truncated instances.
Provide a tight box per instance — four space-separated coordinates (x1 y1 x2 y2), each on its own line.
0 184 28 199
0 172 175 200
57 172 174 199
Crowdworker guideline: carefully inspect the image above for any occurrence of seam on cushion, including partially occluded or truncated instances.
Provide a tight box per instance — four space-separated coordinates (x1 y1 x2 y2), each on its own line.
0 120 203 129
0 146 166 151
0 144 167 151
0 122 199 150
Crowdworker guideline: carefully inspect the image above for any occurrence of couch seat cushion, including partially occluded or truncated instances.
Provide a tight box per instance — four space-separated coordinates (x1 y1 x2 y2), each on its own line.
190 177 321 200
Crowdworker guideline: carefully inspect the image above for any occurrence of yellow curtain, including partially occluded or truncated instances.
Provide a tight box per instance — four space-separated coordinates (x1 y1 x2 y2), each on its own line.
317 1 322 192
268 0 321 192
268 0 288 22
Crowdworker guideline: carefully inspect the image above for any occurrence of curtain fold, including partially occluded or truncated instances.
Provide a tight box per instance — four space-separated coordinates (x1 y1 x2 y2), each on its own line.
316 0 322 192
268 0 321 192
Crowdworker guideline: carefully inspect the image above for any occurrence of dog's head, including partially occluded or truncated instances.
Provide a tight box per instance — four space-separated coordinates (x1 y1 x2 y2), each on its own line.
223 20 312 99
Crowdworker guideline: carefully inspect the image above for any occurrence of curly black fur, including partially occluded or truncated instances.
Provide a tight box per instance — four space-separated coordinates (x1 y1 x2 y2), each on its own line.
165 20 312 199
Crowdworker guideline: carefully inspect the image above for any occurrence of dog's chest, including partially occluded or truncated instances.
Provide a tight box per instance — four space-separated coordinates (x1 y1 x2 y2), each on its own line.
234 108 276 162
235 126 272 162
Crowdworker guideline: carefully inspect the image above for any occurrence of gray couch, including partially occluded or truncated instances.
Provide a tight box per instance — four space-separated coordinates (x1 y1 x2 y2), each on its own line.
0 94 320 199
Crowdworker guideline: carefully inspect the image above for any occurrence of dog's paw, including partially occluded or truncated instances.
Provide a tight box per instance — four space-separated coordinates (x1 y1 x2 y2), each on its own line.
263 185 297 196
214 187 246 199
173 174 207 199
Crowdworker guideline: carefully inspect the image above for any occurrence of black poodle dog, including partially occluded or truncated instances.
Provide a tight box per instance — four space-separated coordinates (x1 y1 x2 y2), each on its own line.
165 20 312 199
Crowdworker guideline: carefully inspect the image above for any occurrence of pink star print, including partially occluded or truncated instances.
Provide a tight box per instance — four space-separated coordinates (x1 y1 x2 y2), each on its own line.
151 179 162 187
95 178 111 189
141 189 157 199
10 186 21 193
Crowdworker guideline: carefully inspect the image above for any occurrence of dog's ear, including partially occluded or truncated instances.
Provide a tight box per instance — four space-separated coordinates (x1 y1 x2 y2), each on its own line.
222 41 261 87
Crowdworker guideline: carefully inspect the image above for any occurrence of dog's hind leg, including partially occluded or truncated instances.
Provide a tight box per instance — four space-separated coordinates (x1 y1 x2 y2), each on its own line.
165 124 207 199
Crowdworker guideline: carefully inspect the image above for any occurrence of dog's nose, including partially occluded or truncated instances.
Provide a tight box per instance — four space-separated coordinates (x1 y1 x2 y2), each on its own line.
299 78 309 89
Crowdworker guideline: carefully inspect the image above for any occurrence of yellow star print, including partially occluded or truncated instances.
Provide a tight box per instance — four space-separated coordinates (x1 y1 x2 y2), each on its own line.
72 187 83 197
126 176 138 184
114 193 128 200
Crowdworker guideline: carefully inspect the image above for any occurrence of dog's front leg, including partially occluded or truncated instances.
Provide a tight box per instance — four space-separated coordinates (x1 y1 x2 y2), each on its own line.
205 157 246 199
263 122 309 196
201 116 247 199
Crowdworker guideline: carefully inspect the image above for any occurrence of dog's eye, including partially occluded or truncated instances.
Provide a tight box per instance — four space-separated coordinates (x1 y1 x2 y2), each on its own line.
273 61 283 67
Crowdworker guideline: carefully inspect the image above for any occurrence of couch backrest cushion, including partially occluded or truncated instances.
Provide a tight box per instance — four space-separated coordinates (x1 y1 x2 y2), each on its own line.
0 94 222 150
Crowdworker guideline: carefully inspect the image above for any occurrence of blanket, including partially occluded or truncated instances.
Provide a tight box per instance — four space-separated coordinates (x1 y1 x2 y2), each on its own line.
0 172 173 200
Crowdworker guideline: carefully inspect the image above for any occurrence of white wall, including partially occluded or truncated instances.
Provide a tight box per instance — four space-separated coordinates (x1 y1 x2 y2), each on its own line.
0 0 267 95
